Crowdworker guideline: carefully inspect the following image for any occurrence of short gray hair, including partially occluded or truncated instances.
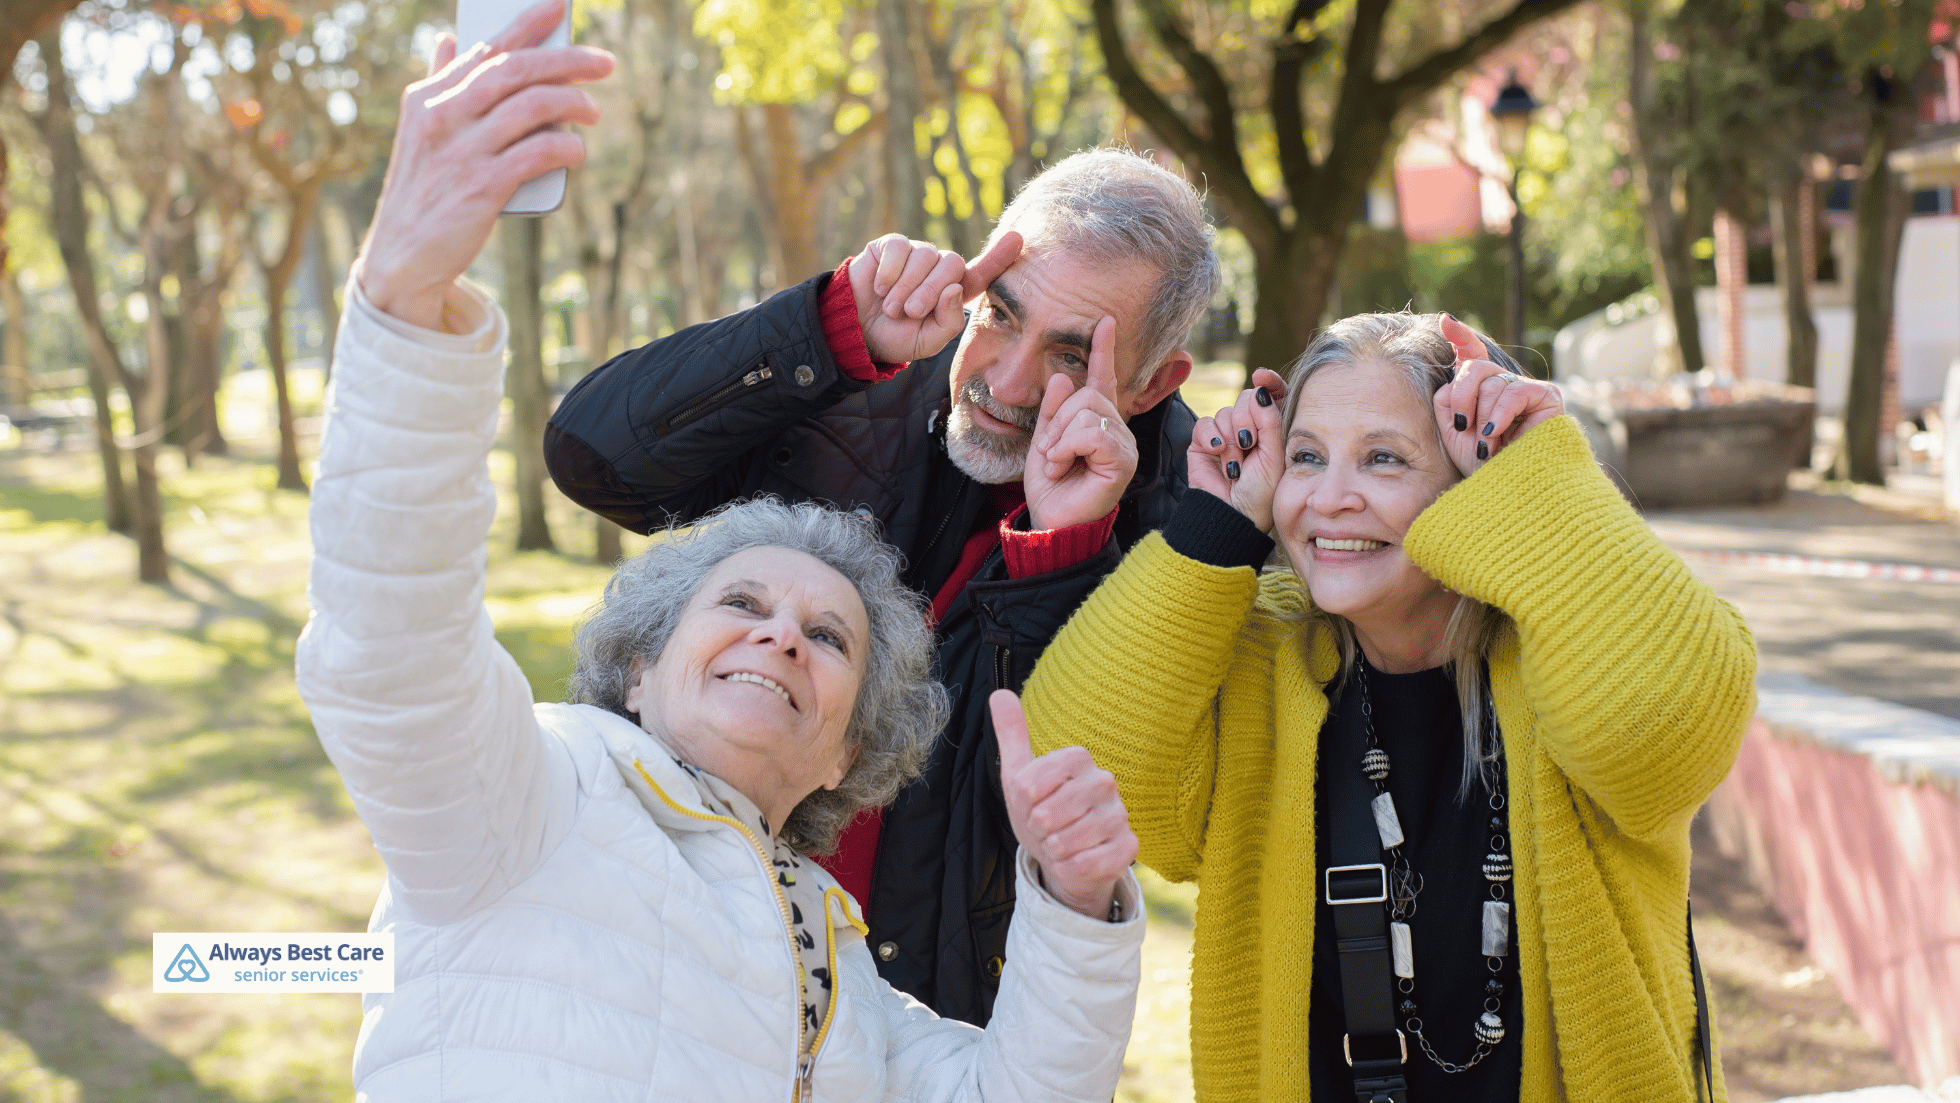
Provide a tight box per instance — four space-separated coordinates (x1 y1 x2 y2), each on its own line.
569 498 949 854
1279 312 1522 803
990 147 1220 386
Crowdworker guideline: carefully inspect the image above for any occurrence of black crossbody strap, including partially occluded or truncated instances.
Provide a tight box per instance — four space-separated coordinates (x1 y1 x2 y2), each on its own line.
1326 690 1408 1103
1688 904 1714 1102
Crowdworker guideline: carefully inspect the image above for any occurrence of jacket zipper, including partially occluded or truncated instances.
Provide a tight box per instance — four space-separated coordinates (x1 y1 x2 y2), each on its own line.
653 362 774 437
797 888 866 1100
633 761 830 1099
919 472 975 572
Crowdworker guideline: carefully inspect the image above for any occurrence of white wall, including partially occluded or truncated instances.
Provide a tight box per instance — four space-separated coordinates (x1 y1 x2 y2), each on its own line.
1555 215 1960 415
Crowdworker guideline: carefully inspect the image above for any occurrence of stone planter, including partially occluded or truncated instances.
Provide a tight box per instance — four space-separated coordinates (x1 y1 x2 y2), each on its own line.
1569 391 1816 509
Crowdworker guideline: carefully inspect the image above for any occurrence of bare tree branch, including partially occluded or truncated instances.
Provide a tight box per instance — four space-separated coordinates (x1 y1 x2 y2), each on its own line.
806 107 886 192
1381 0 1589 107
1090 0 1279 241
1135 0 1241 170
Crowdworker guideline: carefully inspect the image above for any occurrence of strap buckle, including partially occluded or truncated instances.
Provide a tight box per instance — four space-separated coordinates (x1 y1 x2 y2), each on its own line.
1325 863 1389 906
1343 1029 1408 1067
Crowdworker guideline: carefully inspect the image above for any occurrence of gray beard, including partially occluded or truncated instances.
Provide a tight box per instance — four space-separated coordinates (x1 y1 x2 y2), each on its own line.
944 377 1037 485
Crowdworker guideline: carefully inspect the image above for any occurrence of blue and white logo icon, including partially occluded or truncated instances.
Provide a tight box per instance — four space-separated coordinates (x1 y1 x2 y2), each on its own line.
163 943 210 983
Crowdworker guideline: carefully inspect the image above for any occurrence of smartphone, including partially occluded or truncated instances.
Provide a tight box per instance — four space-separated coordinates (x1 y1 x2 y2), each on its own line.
454 0 571 216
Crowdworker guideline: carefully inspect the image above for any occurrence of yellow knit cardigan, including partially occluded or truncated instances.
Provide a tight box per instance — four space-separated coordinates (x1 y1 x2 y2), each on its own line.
1023 416 1756 1103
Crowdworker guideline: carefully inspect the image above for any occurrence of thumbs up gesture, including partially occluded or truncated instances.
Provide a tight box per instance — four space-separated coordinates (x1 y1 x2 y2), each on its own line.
991 689 1139 920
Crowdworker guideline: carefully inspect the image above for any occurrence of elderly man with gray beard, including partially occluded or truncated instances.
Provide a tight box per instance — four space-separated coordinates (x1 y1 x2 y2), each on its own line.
545 148 1219 1026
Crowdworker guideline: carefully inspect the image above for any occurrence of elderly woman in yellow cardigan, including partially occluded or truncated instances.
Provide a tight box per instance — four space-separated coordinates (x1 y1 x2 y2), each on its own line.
1017 312 1755 1102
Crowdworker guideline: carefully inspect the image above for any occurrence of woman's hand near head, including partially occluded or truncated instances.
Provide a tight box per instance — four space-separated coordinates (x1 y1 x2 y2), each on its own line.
991 690 1138 921
1433 315 1564 477
1188 367 1288 533
354 0 614 330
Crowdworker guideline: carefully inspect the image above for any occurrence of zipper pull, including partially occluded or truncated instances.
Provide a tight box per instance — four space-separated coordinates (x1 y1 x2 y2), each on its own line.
743 365 773 386
796 1052 815 1094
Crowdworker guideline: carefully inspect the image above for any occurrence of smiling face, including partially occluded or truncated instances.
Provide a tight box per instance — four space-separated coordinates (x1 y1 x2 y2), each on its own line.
1270 359 1463 663
624 546 869 826
943 221 1188 483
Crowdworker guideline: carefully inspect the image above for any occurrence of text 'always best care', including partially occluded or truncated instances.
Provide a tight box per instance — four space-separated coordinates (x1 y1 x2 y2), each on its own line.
153 933 396 993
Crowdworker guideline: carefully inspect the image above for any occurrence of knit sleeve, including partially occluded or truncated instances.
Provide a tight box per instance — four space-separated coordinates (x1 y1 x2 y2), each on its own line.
1021 532 1264 882
1403 415 1757 840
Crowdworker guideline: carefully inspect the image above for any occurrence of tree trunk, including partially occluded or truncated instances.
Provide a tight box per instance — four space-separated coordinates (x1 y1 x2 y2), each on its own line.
261 181 324 492
1626 10 1705 378
133 268 173 584
501 217 557 552
1770 173 1818 391
1 269 28 408
876 0 927 239
1836 87 1916 486
32 27 131 531
310 207 343 384
762 104 819 280
1241 231 1339 384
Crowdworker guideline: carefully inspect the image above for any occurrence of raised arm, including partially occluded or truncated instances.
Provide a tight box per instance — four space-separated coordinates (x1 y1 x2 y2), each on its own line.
1405 416 1757 839
544 233 1021 532
1021 491 1279 882
296 2 613 925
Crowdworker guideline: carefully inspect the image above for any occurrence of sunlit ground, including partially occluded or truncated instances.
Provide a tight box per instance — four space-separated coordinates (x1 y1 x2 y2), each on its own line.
0 366 1906 1102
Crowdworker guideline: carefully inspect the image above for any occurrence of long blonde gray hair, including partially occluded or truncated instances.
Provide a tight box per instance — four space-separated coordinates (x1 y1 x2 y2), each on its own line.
1277 312 1521 800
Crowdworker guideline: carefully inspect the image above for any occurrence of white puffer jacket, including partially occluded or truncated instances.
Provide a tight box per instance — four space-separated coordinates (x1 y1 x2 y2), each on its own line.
296 279 1145 1103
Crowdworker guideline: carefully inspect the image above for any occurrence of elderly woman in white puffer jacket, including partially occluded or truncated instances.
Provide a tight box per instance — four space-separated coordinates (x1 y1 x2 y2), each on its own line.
295 4 1145 1099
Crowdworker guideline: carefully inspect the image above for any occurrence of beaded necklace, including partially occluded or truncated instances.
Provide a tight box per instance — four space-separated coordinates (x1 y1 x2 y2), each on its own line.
1353 656 1513 1073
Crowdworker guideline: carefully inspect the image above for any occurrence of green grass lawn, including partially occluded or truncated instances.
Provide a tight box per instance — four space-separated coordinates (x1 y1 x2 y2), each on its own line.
0 425 1201 1102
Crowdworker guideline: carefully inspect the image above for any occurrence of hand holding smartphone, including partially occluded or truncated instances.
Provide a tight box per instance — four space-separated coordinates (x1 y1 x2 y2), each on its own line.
455 0 573 215
353 0 610 328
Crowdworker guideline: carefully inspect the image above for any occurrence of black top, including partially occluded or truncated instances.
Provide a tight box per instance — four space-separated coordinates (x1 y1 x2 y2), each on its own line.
1309 663 1523 1102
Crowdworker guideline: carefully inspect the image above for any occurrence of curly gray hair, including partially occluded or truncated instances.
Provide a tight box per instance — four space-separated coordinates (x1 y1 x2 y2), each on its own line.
569 497 948 854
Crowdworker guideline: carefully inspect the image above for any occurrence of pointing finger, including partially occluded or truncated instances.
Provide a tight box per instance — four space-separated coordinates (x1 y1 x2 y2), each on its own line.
1086 315 1119 404
960 230 1023 301
1440 313 1493 371
991 690 1033 781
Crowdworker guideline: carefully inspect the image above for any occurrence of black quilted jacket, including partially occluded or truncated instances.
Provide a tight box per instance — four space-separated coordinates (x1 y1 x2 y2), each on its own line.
544 269 1193 1025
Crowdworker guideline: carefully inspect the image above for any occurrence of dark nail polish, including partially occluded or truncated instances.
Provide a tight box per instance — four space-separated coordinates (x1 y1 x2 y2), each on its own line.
1453 413 1467 432
1211 436 1223 448
1255 386 1273 407
1226 461 1241 480
1476 440 1489 461
1482 421 1496 437
1237 429 1253 449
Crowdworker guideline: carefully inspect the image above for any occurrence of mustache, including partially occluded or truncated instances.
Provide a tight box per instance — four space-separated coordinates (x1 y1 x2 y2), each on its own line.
956 377 1038 432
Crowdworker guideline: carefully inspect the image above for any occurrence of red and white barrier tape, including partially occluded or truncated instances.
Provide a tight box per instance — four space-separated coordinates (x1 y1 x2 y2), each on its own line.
1677 547 1960 585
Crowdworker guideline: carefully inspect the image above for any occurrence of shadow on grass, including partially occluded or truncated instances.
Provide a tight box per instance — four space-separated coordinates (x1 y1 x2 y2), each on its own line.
0 483 110 528
0 881 242 1103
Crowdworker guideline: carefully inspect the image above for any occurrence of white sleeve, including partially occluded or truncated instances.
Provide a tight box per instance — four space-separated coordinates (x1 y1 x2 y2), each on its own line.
877 851 1144 1102
295 276 579 927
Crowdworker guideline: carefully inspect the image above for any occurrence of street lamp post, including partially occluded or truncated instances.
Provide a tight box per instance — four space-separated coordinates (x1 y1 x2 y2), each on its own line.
1490 71 1538 364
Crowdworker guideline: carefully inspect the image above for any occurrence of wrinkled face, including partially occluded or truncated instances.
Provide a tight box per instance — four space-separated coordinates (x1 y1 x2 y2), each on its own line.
944 224 1165 484
1270 360 1462 632
625 546 869 811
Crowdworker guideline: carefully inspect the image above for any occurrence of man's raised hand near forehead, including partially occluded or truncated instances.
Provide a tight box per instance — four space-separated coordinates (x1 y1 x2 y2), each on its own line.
1023 316 1137 531
846 232 1023 364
